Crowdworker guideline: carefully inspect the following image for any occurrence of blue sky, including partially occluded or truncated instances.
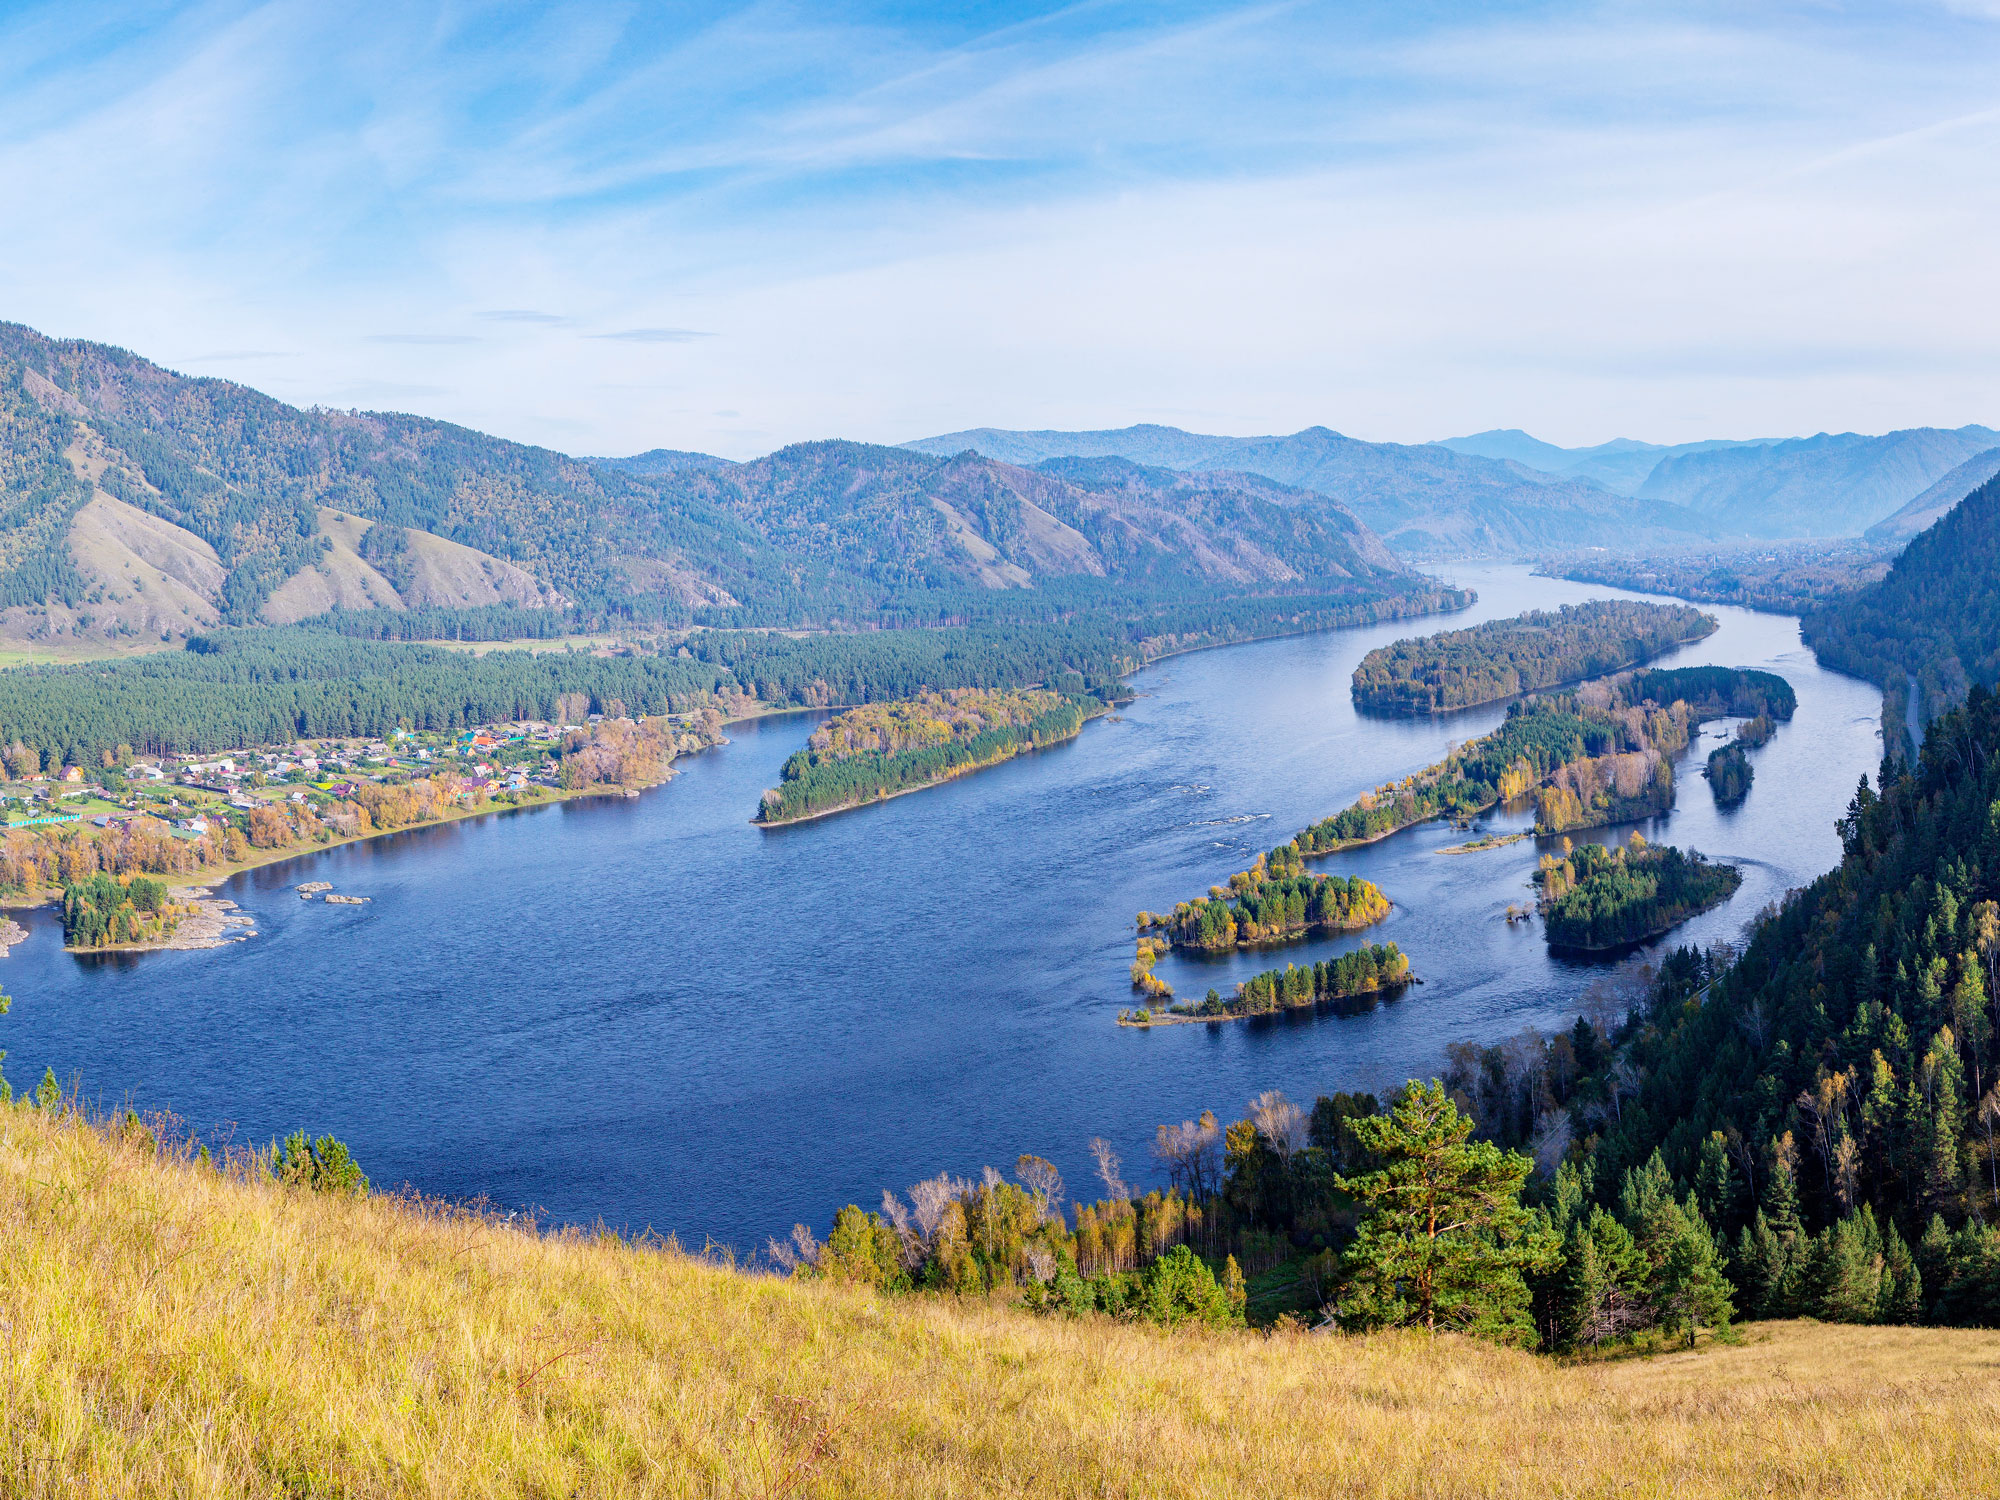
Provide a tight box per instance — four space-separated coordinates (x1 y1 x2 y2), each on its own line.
0 1 1996 458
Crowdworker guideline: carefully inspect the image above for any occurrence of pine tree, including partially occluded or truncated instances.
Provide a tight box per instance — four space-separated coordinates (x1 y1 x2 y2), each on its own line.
1335 1080 1558 1344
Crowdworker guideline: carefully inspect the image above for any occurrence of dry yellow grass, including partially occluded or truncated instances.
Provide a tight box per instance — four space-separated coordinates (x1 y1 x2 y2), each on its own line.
3 1105 1998 1497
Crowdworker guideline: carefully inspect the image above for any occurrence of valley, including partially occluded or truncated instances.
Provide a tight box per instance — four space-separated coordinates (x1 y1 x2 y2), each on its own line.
0 565 1878 1256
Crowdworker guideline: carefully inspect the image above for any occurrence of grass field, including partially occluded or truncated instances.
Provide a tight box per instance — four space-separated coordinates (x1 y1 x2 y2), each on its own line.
4 1102 1997 1497
0 635 179 669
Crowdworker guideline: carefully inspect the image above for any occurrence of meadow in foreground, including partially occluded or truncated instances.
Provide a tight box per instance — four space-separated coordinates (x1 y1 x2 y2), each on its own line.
3 1101 1997 1498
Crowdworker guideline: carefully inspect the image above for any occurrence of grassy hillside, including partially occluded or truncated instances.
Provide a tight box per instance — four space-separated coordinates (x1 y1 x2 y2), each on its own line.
3 1102 1994 1497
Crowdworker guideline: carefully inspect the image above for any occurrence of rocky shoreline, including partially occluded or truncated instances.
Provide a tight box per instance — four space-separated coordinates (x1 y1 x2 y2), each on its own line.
135 888 259 951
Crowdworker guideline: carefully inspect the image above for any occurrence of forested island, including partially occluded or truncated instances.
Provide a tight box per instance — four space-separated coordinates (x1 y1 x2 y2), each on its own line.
60 873 181 949
1136 848 1388 951
1131 665 1786 981
1121 942 1412 1026
755 687 1107 824
1350 600 1715 714
1706 742 1752 805
1535 835 1742 951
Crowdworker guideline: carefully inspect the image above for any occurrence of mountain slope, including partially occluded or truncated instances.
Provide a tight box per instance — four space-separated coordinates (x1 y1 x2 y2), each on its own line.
586 447 734 477
1435 430 1766 494
2 1102 1991 1497
0 322 767 628
1864 446 2000 543
905 424 1710 559
1638 426 2000 538
0 325 1431 645
657 442 1418 594
1804 471 2000 733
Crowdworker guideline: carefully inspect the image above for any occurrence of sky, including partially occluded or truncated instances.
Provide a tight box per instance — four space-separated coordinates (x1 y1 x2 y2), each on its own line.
0 1 1996 460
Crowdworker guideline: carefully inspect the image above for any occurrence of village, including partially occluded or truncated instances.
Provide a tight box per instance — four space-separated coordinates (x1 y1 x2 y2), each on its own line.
0 711 708 847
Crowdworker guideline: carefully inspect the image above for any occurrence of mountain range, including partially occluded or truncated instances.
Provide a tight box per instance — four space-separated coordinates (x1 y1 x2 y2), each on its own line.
912 420 2000 547
903 425 1709 558
0 324 1421 647
5 314 1997 651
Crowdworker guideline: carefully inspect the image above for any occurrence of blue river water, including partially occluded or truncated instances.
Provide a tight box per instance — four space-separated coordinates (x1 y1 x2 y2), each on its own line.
0 565 1881 1251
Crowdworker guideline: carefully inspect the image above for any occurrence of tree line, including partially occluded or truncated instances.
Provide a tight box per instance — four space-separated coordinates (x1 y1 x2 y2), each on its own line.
1803 472 2000 760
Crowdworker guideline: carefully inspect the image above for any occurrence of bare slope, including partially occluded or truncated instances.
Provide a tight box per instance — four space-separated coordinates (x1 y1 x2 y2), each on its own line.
5 1103 1996 1497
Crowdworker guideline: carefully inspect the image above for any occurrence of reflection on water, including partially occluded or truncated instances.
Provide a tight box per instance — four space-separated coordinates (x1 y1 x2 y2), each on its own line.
0 566 1881 1251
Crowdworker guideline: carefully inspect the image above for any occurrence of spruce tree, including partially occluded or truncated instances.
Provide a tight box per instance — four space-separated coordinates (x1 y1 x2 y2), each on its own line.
1733 1211 1788 1320
1649 1199 1734 1347
1694 1131 1741 1238
1559 1206 1644 1350
1880 1223 1924 1324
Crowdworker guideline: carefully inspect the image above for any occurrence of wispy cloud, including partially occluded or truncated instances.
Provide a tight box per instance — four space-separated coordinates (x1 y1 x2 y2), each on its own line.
0 1 1992 456
590 328 713 343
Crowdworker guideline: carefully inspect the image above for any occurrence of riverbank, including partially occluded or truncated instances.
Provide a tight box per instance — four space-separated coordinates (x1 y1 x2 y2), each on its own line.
61 888 258 954
2 764 696 956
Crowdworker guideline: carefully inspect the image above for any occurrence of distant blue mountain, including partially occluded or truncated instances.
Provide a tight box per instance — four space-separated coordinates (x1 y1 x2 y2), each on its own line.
904 424 1708 559
1435 430 1766 495
1865 447 2000 542
1636 427 2000 538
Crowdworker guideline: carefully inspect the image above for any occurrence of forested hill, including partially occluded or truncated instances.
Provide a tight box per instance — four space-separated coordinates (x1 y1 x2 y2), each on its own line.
0 323 1426 644
1803 472 2000 753
1582 687 2000 1320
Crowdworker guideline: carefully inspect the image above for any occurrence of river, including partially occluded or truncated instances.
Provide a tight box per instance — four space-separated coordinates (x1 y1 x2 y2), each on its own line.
1 565 1881 1251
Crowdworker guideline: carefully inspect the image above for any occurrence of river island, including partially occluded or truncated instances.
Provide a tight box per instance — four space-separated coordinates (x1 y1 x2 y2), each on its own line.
754 686 1112 826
